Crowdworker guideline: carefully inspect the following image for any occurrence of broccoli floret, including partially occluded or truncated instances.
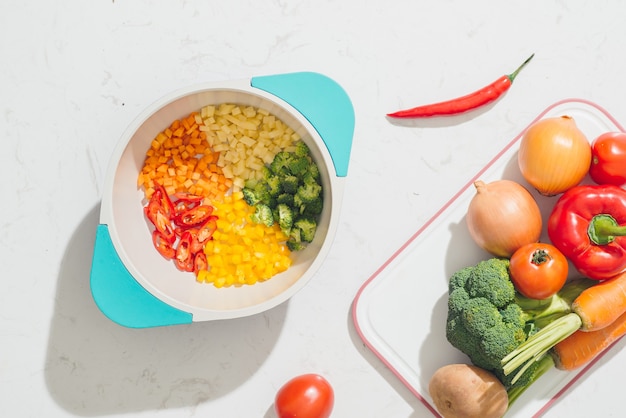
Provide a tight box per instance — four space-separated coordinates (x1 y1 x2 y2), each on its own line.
276 193 295 207
250 204 274 227
259 165 272 180
294 141 310 157
269 151 291 176
243 181 272 206
302 196 323 216
266 175 282 197
448 265 473 293
288 155 310 176
466 258 515 308
446 258 593 404
281 175 299 194
461 297 500 336
242 187 262 206
286 238 306 252
307 162 320 181
296 182 322 204
243 144 323 249
276 203 294 234
293 217 317 243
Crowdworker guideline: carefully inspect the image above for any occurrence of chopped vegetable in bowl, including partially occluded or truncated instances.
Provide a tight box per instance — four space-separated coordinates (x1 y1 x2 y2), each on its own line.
138 103 324 287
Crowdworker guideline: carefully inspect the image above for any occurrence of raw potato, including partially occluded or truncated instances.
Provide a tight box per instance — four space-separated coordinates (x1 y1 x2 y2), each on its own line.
429 364 508 418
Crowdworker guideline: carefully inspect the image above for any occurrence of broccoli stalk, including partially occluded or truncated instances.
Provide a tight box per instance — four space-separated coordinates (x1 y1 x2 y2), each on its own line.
505 354 554 406
446 259 595 405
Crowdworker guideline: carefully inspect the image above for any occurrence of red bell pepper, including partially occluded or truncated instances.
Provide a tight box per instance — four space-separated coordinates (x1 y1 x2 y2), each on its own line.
548 184 626 280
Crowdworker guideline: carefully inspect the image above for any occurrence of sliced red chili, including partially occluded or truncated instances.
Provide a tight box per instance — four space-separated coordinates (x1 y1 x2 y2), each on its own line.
187 229 204 254
145 199 176 243
196 216 218 244
194 252 208 274
173 193 203 217
152 230 176 259
174 205 214 228
153 183 175 218
175 231 195 272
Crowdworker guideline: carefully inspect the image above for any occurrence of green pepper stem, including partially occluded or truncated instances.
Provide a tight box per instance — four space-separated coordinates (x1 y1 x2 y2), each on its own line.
588 214 626 245
508 53 535 83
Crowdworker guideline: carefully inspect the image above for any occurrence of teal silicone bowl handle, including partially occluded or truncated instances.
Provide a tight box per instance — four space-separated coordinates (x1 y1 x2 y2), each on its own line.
251 72 354 177
90 224 193 328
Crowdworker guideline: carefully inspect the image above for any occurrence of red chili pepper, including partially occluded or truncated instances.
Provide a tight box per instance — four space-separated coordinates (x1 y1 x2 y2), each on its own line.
196 216 218 243
173 192 204 217
153 183 175 218
194 252 208 274
145 199 176 243
175 231 195 272
386 53 534 118
152 230 176 259
548 184 626 280
174 205 214 228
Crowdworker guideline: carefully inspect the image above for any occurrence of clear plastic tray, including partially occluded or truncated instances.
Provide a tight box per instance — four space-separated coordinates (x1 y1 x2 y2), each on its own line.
352 99 626 417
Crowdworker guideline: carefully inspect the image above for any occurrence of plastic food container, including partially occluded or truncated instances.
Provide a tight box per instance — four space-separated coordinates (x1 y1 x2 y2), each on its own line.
90 72 354 328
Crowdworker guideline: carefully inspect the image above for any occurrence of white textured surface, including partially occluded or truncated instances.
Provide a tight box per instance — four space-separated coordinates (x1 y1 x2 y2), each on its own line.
2 1 626 417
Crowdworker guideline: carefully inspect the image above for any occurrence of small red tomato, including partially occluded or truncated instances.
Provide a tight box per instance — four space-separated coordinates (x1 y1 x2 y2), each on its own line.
275 374 334 418
589 132 626 187
509 243 568 299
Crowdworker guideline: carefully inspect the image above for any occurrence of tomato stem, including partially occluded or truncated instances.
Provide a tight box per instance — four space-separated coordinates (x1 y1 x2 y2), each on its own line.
531 249 551 265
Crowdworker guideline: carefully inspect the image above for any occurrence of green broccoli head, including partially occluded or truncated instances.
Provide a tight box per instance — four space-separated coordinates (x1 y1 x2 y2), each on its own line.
466 258 515 308
293 217 317 243
281 175 299 195
296 182 322 204
446 258 527 387
276 193 295 207
276 203 294 235
265 175 282 197
242 187 261 206
479 325 526 370
288 155 310 176
250 204 274 227
294 141 310 157
461 297 500 336
269 151 292 176
302 196 323 216
448 265 474 293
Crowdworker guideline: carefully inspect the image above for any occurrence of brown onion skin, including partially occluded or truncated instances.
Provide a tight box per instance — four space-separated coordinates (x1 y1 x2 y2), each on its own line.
518 115 591 196
466 179 542 258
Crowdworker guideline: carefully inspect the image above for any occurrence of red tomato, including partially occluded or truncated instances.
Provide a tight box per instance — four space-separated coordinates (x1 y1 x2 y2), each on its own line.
509 243 568 299
275 374 334 418
589 132 626 187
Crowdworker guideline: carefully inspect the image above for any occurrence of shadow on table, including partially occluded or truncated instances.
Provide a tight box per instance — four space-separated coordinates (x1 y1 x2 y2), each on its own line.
45 203 286 416
346 311 433 418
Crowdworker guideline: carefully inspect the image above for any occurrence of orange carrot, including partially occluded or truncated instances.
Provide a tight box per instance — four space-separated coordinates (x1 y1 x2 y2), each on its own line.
572 271 626 332
502 272 626 381
552 309 626 370
138 111 229 202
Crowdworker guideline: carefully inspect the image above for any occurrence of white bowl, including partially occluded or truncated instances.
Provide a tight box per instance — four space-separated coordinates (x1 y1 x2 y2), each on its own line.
90 72 354 327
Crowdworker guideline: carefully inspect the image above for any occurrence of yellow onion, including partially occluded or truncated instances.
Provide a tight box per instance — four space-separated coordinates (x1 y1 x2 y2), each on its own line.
466 179 542 258
518 115 591 196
